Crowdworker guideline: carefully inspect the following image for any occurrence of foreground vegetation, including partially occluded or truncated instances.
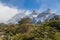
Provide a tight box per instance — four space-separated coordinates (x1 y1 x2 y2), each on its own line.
0 18 60 40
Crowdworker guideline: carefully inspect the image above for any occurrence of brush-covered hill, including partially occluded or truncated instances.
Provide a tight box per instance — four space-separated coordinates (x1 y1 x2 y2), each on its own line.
0 17 60 40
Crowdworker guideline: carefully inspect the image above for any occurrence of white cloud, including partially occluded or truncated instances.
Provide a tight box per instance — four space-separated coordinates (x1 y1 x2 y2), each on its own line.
0 3 32 23
0 3 20 23
24 10 32 15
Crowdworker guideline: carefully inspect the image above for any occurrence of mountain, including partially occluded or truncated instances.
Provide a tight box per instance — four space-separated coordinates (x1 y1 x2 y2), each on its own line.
8 9 60 24
49 15 60 21
8 11 27 24
31 9 56 24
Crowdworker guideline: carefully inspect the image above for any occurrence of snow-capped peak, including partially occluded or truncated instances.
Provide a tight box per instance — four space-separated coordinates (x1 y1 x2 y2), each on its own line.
8 9 59 24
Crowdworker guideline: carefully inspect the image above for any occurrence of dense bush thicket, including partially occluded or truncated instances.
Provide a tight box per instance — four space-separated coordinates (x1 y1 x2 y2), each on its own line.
0 18 60 40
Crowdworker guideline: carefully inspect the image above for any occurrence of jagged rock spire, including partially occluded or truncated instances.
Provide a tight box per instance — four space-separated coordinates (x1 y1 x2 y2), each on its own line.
47 9 51 13
45 9 51 14
32 10 37 15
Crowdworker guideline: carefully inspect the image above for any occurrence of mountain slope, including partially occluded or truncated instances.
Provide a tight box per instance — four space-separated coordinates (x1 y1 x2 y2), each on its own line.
8 9 60 24
31 9 57 24
8 12 27 24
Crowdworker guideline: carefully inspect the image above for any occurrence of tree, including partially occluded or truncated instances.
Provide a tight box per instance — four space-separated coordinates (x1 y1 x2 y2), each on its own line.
18 17 30 25
47 20 60 31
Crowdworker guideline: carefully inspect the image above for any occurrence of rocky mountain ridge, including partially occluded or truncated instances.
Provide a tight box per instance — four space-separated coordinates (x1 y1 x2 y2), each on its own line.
8 9 60 24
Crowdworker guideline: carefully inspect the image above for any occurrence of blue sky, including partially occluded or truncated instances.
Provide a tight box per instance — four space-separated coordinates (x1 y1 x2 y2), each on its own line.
0 0 41 10
0 0 60 23
0 0 60 11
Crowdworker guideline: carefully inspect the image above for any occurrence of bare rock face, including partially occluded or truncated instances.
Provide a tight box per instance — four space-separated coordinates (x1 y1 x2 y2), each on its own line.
32 10 38 15
49 15 60 21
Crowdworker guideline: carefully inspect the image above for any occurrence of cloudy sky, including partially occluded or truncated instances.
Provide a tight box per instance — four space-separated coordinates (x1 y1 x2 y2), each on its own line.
0 0 60 23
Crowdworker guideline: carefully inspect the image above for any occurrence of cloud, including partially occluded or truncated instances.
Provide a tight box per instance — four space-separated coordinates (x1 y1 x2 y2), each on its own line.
24 10 32 15
0 0 24 9
0 3 32 23
36 0 60 14
0 3 20 23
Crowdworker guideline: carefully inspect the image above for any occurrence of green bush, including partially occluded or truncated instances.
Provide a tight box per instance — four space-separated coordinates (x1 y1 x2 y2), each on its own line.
0 18 60 40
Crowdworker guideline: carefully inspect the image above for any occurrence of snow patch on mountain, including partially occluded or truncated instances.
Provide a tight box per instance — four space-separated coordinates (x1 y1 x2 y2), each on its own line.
8 9 59 24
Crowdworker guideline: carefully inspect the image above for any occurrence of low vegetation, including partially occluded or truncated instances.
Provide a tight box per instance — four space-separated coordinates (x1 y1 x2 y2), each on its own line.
0 18 60 40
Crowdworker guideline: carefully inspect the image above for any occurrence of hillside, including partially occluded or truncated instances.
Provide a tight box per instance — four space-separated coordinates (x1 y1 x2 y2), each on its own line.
0 17 60 40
